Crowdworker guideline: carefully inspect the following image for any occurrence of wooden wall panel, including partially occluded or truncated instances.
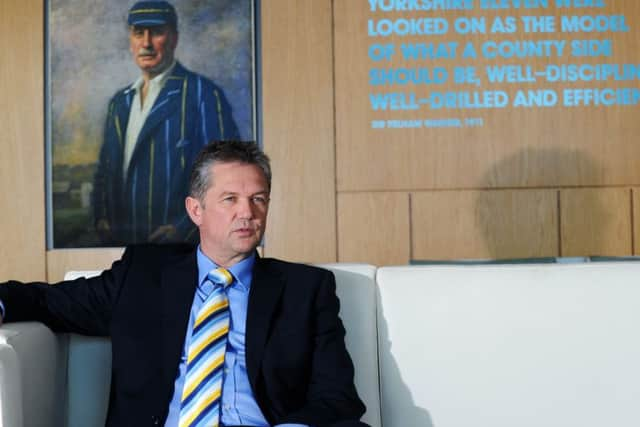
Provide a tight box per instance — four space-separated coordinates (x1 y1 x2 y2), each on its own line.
2 1 639 274
634 188 640 256
261 0 337 263
46 249 125 283
338 192 410 265
0 0 46 282
46 249 125 282
560 188 632 257
334 1 640 191
412 190 558 261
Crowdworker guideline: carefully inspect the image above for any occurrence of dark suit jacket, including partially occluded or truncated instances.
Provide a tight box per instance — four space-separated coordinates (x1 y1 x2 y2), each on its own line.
0 244 366 427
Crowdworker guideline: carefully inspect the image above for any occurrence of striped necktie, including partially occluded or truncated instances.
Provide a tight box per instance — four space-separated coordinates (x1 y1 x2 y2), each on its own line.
179 267 234 427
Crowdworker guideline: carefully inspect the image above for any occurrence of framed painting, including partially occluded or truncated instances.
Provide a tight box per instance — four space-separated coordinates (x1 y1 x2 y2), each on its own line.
45 0 259 248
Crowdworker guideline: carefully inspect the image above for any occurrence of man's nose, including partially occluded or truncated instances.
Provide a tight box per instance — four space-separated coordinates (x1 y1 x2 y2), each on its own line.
236 198 254 219
142 29 152 47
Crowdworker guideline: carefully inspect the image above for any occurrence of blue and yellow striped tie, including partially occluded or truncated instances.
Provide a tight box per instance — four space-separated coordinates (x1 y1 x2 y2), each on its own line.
179 267 233 427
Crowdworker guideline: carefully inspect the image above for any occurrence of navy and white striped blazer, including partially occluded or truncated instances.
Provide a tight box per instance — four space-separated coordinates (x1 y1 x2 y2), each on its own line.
93 62 239 245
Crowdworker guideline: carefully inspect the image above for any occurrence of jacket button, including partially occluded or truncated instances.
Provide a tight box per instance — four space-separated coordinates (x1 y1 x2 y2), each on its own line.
151 415 160 426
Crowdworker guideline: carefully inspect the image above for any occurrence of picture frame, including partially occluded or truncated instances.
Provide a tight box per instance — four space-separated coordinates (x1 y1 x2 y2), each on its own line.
45 0 259 248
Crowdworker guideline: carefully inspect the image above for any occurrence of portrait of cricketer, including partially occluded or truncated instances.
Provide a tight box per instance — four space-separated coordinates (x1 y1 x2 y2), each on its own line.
92 0 240 246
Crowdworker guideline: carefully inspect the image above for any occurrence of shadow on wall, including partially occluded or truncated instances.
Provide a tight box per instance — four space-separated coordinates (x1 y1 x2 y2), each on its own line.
376 287 435 427
475 148 605 259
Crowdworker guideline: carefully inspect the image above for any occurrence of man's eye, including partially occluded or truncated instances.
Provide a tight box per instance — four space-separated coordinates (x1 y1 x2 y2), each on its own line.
222 196 236 203
252 196 267 204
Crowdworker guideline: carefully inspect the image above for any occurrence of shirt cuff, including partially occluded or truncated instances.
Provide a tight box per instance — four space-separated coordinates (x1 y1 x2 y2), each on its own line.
0 299 5 320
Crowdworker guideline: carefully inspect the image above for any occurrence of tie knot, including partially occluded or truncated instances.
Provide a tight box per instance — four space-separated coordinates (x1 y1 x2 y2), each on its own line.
207 267 233 287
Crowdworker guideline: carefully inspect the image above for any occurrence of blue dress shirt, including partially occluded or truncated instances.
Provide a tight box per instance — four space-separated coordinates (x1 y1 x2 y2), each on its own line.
164 247 308 427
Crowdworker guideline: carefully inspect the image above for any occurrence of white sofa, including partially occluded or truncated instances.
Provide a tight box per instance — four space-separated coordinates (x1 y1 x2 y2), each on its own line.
3 262 640 427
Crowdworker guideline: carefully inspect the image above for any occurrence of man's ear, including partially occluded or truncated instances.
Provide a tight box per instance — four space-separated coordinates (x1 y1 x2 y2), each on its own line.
185 196 203 226
171 29 179 50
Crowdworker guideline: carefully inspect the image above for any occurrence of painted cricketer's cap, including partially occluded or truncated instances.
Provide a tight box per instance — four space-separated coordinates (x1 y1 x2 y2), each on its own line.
127 1 177 27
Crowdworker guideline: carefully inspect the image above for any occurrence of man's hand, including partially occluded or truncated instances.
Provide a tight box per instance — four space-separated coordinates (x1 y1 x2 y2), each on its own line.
149 224 177 242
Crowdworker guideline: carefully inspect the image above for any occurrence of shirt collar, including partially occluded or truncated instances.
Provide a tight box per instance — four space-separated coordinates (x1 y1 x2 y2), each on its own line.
196 246 255 292
130 59 177 92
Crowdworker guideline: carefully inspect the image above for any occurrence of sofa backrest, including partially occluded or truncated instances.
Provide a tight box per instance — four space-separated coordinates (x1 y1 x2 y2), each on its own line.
376 262 640 427
321 264 381 427
63 271 110 427
65 334 111 427
63 264 381 427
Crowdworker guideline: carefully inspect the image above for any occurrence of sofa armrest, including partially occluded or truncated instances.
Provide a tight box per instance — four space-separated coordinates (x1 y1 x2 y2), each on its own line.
0 341 23 427
0 322 68 427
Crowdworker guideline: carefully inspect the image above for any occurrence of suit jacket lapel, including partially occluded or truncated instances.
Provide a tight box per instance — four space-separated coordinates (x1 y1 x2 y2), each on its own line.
114 89 136 174
129 63 187 170
118 89 136 133
160 248 198 389
246 257 285 389
103 89 135 200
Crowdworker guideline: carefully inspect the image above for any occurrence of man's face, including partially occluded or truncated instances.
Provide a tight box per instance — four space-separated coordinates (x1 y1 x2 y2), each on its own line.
129 24 177 76
186 162 270 266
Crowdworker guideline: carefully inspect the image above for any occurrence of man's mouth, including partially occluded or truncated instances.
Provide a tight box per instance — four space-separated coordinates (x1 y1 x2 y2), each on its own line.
233 227 255 236
138 49 156 58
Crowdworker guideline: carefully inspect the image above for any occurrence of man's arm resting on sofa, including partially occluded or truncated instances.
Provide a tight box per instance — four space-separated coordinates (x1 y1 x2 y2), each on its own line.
0 247 136 334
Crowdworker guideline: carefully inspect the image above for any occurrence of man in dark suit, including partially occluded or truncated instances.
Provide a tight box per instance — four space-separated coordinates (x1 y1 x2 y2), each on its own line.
0 141 368 427
93 1 239 246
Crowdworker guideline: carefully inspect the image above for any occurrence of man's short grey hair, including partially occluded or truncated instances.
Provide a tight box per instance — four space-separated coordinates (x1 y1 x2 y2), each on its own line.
189 140 271 202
